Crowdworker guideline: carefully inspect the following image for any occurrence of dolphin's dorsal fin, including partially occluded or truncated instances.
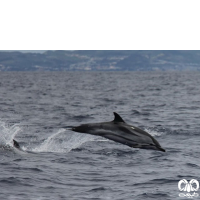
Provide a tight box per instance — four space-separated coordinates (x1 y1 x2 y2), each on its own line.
13 139 20 149
113 112 125 123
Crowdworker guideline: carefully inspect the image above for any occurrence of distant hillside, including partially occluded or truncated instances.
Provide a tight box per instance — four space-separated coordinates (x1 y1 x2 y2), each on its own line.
0 50 200 71
0 50 46 54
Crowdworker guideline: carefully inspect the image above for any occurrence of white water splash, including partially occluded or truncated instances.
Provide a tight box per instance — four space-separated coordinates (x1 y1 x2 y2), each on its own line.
0 120 22 147
32 129 65 152
0 119 100 153
32 129 96 153
144 128 162 137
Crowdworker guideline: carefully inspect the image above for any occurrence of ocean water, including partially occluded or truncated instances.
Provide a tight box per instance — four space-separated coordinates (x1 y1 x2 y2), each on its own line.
0 71 200 200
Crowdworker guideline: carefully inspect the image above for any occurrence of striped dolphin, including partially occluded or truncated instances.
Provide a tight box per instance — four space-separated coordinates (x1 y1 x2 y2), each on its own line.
65 112 165 152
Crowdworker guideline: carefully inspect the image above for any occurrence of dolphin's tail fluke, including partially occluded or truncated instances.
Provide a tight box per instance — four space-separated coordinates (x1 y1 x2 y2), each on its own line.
13 139 20 149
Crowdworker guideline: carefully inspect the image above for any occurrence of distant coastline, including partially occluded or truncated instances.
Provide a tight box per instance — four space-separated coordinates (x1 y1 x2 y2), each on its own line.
0 50 200 71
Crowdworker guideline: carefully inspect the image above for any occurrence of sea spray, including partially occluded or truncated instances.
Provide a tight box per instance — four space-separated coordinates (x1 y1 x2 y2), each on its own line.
32 129 95 153
144 127 163 137
0 120 22 146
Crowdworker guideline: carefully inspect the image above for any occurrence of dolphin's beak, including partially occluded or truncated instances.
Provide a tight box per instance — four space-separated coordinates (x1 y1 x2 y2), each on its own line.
158 147 166 152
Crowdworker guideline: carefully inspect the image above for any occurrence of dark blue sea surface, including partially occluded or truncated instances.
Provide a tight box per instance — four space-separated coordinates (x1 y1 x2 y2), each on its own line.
0 72 200 200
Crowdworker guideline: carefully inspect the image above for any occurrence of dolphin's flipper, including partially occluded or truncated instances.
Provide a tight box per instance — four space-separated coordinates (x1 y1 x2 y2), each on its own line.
113 112 125 123
62 126 74 129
